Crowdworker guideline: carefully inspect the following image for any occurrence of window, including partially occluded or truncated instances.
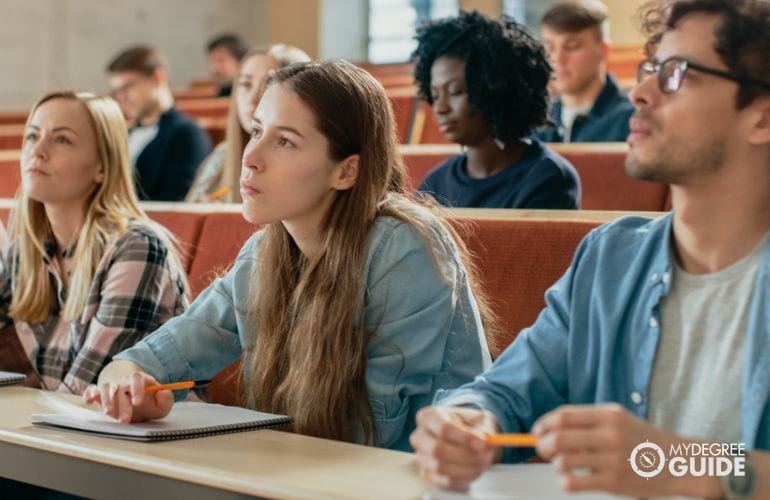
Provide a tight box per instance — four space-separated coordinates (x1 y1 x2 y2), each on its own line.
368 0 459 63
503 0 559 32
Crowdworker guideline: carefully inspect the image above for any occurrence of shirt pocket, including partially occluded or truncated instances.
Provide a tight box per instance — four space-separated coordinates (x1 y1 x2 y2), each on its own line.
369 396 410 448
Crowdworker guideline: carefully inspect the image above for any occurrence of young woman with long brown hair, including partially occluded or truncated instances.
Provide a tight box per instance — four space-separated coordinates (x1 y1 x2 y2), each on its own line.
0 91 188 394
87 61 492 450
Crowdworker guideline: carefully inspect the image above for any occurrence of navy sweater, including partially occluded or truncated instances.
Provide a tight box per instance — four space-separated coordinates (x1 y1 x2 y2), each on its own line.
535 74 634 143
418 140 580 209
133 107 212 201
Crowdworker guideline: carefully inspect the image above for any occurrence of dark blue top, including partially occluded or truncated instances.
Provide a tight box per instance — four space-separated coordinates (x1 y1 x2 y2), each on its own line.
418 140 580 209
134 107 212 201
534 74 634 143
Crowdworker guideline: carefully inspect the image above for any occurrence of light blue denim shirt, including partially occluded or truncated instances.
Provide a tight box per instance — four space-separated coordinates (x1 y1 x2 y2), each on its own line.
436 213 770 462
115 215 491 451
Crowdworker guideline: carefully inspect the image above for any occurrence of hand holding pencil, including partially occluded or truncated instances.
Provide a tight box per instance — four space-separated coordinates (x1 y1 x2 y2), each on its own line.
83 363 175 424
410 406 503 490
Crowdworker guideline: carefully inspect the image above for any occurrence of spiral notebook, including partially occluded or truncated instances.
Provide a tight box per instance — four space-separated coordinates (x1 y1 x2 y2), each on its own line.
0 370 26 386
31 401 291 442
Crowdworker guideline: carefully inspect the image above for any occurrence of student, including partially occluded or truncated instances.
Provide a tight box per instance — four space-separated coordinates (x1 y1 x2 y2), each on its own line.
411 0 770 497
107 46 212 201
186 44 311 203
0 91 188 395
206 33 248 97
534 0 634 143
413 11 580 209
86 61 492 451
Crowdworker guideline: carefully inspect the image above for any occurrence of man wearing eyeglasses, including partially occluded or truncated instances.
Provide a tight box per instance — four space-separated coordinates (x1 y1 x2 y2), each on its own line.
411 0 770 497
535 0 634 143
107 46 211 201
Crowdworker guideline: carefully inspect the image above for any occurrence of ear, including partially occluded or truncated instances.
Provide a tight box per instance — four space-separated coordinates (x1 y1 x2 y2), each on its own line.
330 154 359 191
151 67 168 86
747 96 770 146
599 41 610 62
94 163 105 185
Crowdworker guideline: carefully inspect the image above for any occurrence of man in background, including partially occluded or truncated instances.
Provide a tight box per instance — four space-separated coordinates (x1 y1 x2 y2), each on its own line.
535 0 634 142
107 46 211 201
206 33 247 97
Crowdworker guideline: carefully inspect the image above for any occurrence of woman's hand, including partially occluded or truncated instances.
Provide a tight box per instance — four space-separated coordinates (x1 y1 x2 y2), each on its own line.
83 369 173 424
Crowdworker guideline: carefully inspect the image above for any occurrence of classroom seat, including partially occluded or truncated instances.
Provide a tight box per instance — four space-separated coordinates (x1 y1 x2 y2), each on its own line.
451 217 601 357
187 211 257 297
195 116 228 145
388 91 418 144
176 98 230 119
145 211 207 273
0 151 20 199
410 101 450 145
0 124 23 149
558 149 668 211
0 110 29 126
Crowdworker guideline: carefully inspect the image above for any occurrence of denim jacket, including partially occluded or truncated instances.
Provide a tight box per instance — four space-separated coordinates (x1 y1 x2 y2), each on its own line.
436 214 770 462
115 215 491 451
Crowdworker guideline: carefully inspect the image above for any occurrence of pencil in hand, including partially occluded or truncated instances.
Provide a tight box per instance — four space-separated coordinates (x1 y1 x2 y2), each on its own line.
484 433 538 447
144 379 211 393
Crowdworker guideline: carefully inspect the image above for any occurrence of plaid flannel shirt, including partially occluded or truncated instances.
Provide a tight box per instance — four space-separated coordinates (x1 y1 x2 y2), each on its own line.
0 222 188 394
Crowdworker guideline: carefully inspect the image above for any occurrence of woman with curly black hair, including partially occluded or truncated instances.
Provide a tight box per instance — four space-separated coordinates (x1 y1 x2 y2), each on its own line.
413 11 581 209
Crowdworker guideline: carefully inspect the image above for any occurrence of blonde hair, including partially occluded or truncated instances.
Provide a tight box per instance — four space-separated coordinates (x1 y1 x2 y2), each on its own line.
191 44 311 203
9 91 187 323
241 61 496 444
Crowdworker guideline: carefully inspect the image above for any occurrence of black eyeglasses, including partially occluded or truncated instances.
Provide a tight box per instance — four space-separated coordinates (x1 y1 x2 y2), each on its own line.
637 56 770 94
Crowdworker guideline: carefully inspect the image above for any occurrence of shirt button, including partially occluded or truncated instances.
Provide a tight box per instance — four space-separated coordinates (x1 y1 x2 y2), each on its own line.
631 392 643 404
662 272 671 284
649 316 658 328
650 272 659 283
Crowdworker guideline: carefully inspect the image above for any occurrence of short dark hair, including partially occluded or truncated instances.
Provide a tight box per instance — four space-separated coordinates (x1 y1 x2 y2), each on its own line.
207 33 248 60
412 10 552 141
107 46 168 76
639 0 770 108
541 0 610 41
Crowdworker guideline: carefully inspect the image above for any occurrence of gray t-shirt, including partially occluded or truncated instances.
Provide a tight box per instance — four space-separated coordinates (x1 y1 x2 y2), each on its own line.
647 234 769 443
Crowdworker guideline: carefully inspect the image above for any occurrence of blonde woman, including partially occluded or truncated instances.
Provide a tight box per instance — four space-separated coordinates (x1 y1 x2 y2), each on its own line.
185 44 310 203
88 61 492 451
0 91 188 395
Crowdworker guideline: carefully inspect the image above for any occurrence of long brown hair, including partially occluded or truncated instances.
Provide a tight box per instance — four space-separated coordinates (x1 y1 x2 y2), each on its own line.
9 91 187 323
241 61 495 444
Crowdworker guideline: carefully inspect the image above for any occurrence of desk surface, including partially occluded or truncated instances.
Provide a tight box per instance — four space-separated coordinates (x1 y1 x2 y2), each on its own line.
0 386 424 499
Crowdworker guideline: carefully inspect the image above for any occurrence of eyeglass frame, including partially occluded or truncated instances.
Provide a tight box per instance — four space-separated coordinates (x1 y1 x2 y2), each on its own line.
108 75 151 98
637 56 770 94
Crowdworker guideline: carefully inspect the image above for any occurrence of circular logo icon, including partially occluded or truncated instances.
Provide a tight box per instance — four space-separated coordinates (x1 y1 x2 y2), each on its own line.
629 441 666 478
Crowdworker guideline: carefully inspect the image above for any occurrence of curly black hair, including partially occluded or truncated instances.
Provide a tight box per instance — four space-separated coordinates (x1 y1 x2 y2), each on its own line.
638 0 770 108
411 10 552 141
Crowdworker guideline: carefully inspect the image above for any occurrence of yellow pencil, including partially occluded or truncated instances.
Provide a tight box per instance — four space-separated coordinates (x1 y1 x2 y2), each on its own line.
144 379 211 393
484 433 539 447
208 186 231 200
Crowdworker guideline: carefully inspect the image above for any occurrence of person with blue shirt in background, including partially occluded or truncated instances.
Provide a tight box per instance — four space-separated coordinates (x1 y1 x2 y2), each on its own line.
535 0 634 143
412 0 770 497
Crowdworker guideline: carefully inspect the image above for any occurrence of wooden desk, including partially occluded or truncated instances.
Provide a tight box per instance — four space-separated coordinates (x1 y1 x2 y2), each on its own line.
0 386 424 499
